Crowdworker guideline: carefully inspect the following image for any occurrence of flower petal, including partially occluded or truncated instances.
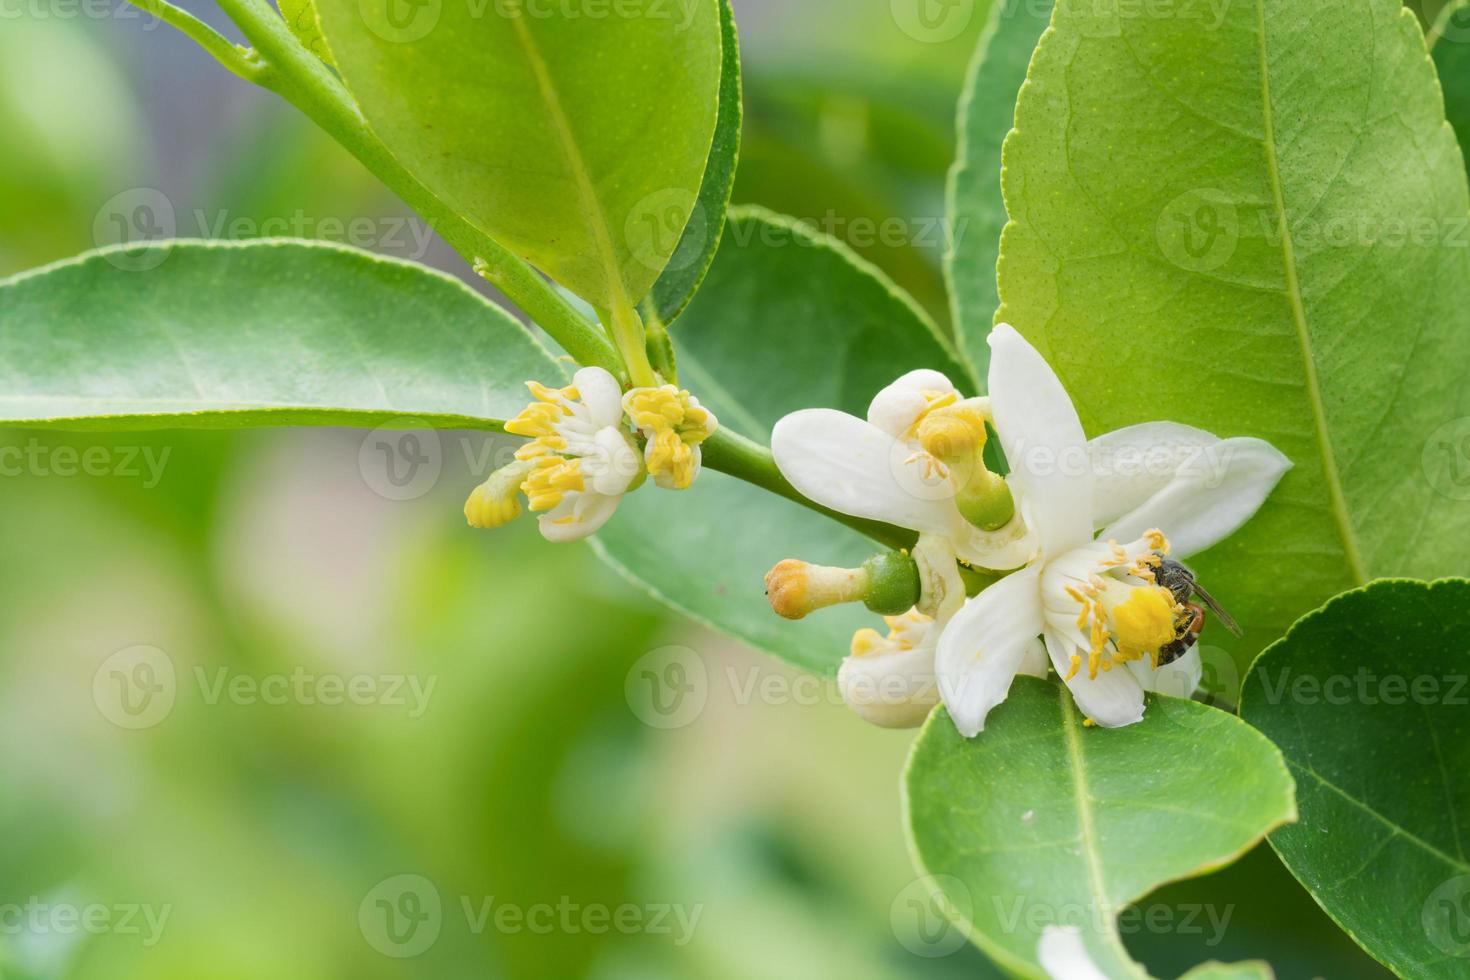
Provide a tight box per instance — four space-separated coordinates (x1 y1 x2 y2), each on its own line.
1044 630 1146 729
540 492 619 543
772 409 962 535
1018 636 1050 678
987 325 1092 559
936 567 1044 737
572 367 625 429
867 369 956 439
1088 422 1220 527
1129 644 1203 698
1102 437 1292 559
838 641 940 729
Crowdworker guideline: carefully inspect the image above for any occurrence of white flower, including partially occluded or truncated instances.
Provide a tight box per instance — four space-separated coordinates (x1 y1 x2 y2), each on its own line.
935 325 1291 735
772 369 1036 572
622 385 718 490
467 367 643 543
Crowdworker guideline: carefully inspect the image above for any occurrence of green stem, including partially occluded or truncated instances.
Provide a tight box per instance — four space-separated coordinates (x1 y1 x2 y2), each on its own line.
128 0 264 83
610 302 659 388
175 0 625 380
702 428 916 551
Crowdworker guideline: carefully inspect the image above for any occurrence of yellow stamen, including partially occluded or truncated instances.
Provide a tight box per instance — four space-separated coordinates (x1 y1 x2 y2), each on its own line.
521 456 584 512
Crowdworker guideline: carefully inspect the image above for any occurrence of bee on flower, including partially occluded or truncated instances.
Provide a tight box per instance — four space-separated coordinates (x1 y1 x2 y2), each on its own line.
762 325 1290 735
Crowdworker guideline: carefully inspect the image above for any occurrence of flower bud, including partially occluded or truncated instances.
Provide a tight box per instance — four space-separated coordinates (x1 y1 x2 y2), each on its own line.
763 551 920 621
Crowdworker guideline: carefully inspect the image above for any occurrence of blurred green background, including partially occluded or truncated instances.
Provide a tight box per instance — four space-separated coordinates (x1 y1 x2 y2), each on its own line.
0 1 1402 976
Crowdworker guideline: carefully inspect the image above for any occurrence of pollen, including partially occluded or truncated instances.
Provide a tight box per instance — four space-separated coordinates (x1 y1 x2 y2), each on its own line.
850 628 885 658
1111 585 1180 660
521 456 584 511
1145 529 1171 554
645 428 699 489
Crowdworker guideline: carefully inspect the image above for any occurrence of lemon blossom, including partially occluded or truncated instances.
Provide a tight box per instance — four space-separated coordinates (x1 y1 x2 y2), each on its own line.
935 325 1291 735
772 369 1037 573
464 368 718 544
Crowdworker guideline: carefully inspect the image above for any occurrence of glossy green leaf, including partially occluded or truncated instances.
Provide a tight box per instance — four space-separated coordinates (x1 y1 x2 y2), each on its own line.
595 207 970 674
644 0 741 326
0 240 558 429
993 0 1470 675
313 0 721 311
1239 578 1470 978
277 0 333 64
945 0 1052 376
904 678 1296 979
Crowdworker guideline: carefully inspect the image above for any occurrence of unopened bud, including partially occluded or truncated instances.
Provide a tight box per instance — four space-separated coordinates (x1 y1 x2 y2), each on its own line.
764 552 920 621
465 459 533 529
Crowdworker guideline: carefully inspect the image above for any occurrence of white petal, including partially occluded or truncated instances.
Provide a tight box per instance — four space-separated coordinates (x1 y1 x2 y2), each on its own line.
1129 644 1203 698
867 369 956 439
1018 636 1050 678
771 409 962 535
573 366 625 429
585 427 642 496
1102 437 1292 559
987 325 1092 559
540 492 620 543
1044 631 1146 729
1088 422 1220 527
837 642 940 729
935 567 1044 737
1038 926 1110 980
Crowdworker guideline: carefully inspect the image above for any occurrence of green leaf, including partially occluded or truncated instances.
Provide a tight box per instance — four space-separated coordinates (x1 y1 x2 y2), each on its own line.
0 240 558 429
1238 578 1470 979
644 0 741 326
945 0 1052 376
1179 964 1275 980
1432 1 1470 162
276 0 334 65
595 207 970 674
993 0 1470 675
904 678 1297 980
312 0 722 312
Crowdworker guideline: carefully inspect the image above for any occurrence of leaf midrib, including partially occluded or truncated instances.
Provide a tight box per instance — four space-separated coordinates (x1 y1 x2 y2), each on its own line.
508 15 632 312
1253 0 1369 585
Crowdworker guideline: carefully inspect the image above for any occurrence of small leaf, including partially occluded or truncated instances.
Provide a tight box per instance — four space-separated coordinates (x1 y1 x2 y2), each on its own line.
904 678 1296 979
313 0 722 311
945 0 1052 376
596 207 969 674
644 0 742 326
1239 578 1470 979
276 0 334 65
0 240 558 429
996 0 1470 675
